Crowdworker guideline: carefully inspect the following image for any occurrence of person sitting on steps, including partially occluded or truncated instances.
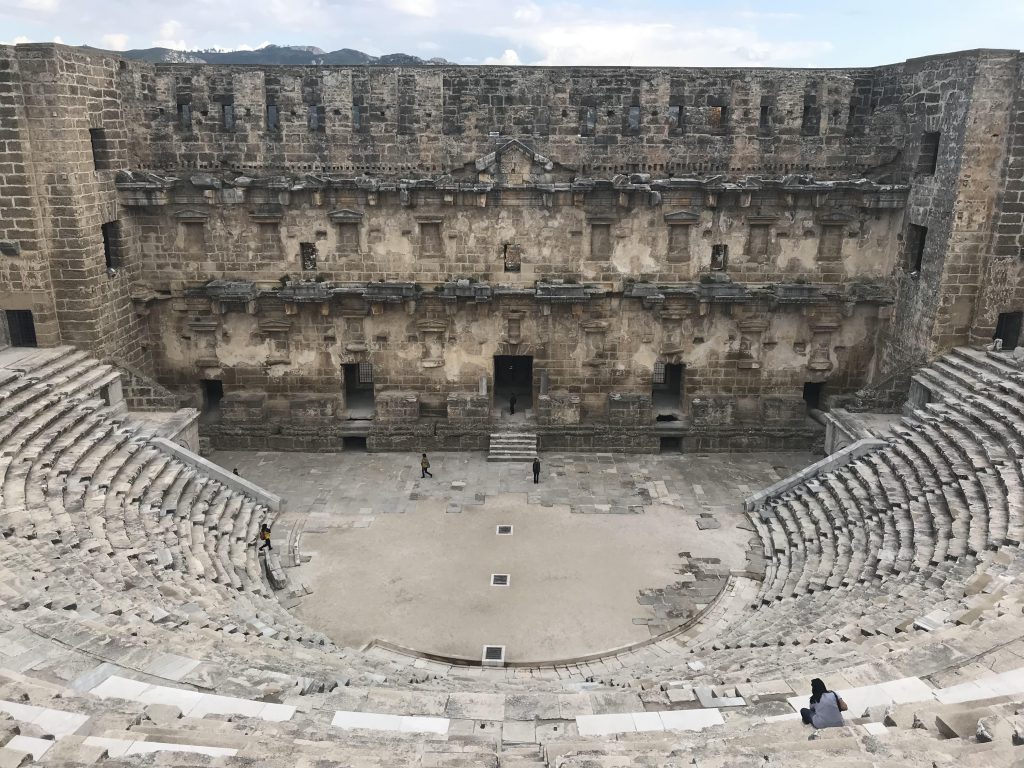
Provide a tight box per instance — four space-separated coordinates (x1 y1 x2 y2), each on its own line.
800 678 847 728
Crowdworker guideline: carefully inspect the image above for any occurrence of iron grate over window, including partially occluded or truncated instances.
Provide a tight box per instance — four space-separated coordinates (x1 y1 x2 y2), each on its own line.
652 362 666 385
484 646 504 660
491 574 510 587
496 525 513 535
358 363 373 384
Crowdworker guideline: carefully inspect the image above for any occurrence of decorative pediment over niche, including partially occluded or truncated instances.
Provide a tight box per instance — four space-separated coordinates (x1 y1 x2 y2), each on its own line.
663 209 700 224
474 139 573 186
328 209 364 223
174 209 209 222
816 210 856 225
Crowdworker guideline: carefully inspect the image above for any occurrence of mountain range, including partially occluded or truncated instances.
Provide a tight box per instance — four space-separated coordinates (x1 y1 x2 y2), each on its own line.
82 43 449 66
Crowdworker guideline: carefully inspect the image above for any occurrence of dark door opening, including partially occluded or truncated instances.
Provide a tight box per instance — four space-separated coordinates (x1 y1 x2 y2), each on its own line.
342 435 367 451
803 381 825 410
994 311 1022 351
652 362 685 415
200 379 223 423
343 363 375 419
494 355 533 416
660 436 682 453
6 310 37 347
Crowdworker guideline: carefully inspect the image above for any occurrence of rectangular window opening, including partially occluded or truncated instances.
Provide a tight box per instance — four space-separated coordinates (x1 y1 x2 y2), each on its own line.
177 102 192 131
759 102 772 135
503 243 522 273
101 221 122 269
5 310 37 348
711 243 728 271
708 105 727 132
352 103 364 133
182 221 205 253
266 104 280 131
906 224 927 272
222 103 235 131
300 242 318 271
342 436 367 451
801 95 820 136
667 104 683 134
200 379 224 414
917 131 941 175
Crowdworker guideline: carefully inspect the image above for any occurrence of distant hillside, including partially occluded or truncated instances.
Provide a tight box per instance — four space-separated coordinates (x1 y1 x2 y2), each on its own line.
79 43 449 66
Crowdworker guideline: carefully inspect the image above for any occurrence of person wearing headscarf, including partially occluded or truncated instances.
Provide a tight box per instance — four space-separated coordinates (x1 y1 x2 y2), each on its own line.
799 678 846 728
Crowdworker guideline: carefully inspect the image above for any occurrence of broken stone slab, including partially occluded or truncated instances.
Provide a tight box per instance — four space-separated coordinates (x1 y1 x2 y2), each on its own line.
694 686 745 708
144 703 182 725
696 515 721 530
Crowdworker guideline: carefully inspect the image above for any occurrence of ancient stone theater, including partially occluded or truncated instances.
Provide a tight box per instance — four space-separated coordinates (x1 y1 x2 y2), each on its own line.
0 42 1021 766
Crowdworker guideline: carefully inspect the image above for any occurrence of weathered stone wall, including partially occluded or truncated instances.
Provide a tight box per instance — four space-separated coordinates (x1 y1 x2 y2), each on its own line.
971 55 1024 344
123 64 914 179
2 44 150 367
0 44 1022 451
881 50 1019 375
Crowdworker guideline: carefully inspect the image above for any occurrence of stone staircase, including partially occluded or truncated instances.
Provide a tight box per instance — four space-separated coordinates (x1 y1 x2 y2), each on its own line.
487 431 538 462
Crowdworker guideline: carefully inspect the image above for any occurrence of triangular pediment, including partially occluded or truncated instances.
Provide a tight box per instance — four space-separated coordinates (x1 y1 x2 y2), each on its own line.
663 209 700 223
475 139 554 173
174 208 209 222
328 209 364 223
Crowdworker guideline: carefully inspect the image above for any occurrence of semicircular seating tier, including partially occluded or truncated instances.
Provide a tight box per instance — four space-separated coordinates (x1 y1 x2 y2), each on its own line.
1 345 1024 766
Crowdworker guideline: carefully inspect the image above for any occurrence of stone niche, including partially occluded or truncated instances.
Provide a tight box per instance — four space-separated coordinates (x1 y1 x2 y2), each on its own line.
536 391 581 425
288 396 340 425
375 392 419 421
220 392 266 425
690 396 734 427
608 392 652 426
446 392 490 422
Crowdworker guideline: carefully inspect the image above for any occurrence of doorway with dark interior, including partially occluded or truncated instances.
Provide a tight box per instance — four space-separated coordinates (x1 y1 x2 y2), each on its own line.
994 311 1022 351
199 379 224 423
5 310 37 348
803 381 825 411
652 361 685 419
494 355 533 418
343 362 376 419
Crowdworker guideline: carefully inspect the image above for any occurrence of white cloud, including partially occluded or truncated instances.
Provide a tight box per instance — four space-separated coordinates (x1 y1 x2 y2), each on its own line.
16 0 57 11
100 33 128 50
490 18 832 67
153 19 187 50
417 40 441 52
388 0 437 18
484 48 521 65
512 2 542 24
52 35 63 44
4 35 31 45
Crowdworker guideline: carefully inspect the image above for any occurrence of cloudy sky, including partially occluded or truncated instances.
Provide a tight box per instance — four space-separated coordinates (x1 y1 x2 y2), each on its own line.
2 0 1023 67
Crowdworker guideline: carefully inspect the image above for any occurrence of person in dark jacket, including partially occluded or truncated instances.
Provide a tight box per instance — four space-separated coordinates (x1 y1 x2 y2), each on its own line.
509 393 517 415
258 523 272 551
532 457 541 484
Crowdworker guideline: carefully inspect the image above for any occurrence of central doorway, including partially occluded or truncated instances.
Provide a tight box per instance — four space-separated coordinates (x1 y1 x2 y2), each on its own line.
652 361 685 418
494 355 533 417
343 362 375 419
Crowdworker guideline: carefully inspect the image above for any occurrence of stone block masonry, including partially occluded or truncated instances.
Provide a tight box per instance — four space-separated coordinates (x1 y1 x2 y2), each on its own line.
0 44 1020 451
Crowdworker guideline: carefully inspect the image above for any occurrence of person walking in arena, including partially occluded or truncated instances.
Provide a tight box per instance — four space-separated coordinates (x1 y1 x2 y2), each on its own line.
257 523 272 551
421 453 433 478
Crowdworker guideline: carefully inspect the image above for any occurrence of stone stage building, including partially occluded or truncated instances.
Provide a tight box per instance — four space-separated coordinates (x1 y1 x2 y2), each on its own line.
0 44 1022 452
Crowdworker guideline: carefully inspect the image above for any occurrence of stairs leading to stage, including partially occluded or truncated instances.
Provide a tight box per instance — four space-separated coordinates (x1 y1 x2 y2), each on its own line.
487 431 538 462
